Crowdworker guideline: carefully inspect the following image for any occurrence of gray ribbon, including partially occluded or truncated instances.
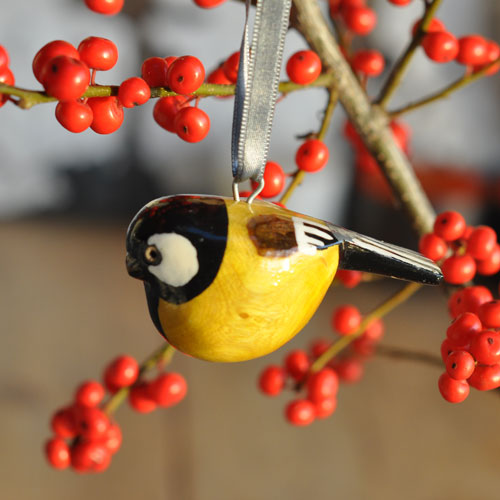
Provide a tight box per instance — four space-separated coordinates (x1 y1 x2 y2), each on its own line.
231 0 292 192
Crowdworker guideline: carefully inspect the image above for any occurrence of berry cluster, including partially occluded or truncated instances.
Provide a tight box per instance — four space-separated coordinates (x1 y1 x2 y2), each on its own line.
147 55 210 143
45 353 187 472
417 20 500 72
439 290 500 403
258 304 384 426
329 0 377 37
419 210 500 285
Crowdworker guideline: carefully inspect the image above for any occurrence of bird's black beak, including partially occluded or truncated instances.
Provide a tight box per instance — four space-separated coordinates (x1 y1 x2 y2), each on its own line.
126 253 144 280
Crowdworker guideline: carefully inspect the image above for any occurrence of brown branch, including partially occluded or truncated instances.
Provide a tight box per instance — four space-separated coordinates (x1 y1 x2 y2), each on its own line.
292 0 436 236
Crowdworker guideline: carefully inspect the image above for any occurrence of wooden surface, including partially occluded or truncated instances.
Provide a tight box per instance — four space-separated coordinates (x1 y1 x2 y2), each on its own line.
1 219 500 500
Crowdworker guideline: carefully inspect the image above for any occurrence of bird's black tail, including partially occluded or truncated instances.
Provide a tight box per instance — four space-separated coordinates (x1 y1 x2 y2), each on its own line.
327 224 443 285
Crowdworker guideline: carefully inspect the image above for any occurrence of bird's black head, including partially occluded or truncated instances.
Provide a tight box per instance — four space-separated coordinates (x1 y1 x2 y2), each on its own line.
126 195 228 305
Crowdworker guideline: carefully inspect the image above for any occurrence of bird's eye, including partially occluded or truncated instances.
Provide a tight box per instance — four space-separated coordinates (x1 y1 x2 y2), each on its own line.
144 245 161 265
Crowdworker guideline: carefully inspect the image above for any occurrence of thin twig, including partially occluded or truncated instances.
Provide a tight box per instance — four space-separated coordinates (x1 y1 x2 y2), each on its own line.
311 282 422 372
375 0 444 108
389 57 500 117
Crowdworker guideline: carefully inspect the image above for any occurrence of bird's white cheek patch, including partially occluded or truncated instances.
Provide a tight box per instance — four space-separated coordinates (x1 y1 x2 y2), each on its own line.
147 233 199 287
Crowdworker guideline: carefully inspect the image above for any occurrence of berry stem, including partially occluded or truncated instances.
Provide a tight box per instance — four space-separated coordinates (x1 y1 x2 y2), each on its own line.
279 88 338 205
103 343 175 415
375 0 444 109
0 75 335 110
388 57 500 118
310 282 422 373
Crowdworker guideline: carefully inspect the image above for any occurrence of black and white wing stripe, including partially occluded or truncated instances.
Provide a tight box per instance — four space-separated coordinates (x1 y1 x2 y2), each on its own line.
292 217 340 254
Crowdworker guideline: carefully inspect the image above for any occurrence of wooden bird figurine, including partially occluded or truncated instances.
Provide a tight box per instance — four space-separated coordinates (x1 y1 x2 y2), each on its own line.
126 195 442 362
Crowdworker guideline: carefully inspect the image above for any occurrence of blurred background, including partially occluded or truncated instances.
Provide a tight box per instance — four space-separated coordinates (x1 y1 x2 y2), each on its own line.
1 0 500 499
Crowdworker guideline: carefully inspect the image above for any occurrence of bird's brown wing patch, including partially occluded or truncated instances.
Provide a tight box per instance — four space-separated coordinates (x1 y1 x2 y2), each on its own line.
247 215 298 257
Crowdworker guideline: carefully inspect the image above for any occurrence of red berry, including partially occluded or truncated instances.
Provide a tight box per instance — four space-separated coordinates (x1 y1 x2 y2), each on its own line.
55 100 93 133
258 365 286 396
306 368 339 402
141 57 169 87
193 0 228 7
438 373 469 403
78 36 118 71
313 396 337 419
284 349 310 381
118 77 151 108
445 350 475 380
147 372 188 407
309 339 332 359
422 31 459 63
45 437 70 470
469 330 500 365
352 336 376 356
295 139 329 172
251 161 286 198
419 233 448 261
332 304 362 335
103 355 139 390
456 34 489 66
88 96 124 135
446 312 482 348
441 254 476 285
433 211 466 241
76 406 110 439
0 66 15 107
468 363 500 391
466 226 497 260
362 318 384 343
71 441 111 473
42 56 90 101
440 338 455 362
335 269 362 288
388 0 412 5
476 244 500 276
285 399 316 426
128 383 157 413
167 55 205 95
51 406 77 439
100 422 122 454
207 66 231 86
343 120 363 149
75 380 105 408
390 120 411 151
333 358 364 383
0 45 9 68
351 49 385 76
461 286 493 315
411 17 446 37
222 51 240 83
84 0 124 15
478 301 500 329
342 7 377 36
286 50 322 85
473 40 500 76
32 40 80 83
174 106 210 143
153 96 184 133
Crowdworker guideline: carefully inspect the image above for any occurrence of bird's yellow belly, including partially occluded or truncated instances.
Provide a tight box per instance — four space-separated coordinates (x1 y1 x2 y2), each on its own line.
157 200 339 362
